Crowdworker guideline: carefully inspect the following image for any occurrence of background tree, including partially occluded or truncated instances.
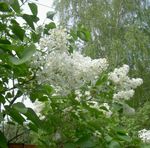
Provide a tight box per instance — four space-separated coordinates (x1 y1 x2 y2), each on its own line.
54 0 150 107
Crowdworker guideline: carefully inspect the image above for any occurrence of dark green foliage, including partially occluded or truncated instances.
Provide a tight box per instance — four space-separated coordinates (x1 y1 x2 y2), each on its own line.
0 131 8 148
10 19 25 41
44 22 56 34
0 1 52 147
9 44 36 65
0 2 11 12
22 14 39 30
11 0 21 13
46 11 56 20
28 3 38 16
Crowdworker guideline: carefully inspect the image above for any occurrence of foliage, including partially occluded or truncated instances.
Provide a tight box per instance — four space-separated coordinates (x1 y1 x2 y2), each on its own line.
29 27 143 147
0 0 55 147
120 101 150 147
121 101 150 134
0 0 149 148
31 80 142 148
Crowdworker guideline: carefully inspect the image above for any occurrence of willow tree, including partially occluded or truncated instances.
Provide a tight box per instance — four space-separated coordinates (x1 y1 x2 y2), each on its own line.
54 0 150 107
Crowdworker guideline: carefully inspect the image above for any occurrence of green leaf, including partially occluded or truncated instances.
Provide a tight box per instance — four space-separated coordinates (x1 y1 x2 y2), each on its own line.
11 0 20 13
123 104 135 116
105 135 113 142
38 139 49 147
0 2 11 12
0 39 11 44
0 94 5 104
9 44 36 65
42 85 53 94
22 14 39 30
30 85 53 102
0 43 23 51
31 32 41 43
6 107 25 125
12 102 28 114
108 141 121 148
25 108 42 128
28 122 38 132
46 11 56 20
96 74 107 86
117 134 132 142
0 112 3 122
44 22 56 34
112 102 123 113
64 143 76 148
30 92 48 102
77 136 96 148
6 92 13 98
77 25 91 42
142 144 150 148
11 20 25 41
70 29 78 40
0 131 8 148
0 22 7 31
28 3 38 16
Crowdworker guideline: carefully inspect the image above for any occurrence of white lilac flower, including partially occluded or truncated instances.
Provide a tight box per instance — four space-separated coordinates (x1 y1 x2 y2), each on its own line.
108 64 129 84
39 28 71 53
138 129 150 143
87 100 99 109
113 90 135 100
103 103 110 110
108 65 143 101
87 101 112 118
75 96 81 102
34 28 108 95
85 91 91 96
32 28 108 95
63 106 73 113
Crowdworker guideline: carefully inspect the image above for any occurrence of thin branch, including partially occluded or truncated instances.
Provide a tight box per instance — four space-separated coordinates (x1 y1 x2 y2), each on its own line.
8 129 30 143
29 0 52 8
0 74 36 94
3 75 35 118
20 0 29 8
9 92 19 107
3 90 20 118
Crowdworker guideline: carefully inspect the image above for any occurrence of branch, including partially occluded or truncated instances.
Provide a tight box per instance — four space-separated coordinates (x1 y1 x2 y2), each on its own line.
9 91 20 108
2 74 35 118
0 74 36 94
8 129 30 143
3 92 19 118
20 0 29 7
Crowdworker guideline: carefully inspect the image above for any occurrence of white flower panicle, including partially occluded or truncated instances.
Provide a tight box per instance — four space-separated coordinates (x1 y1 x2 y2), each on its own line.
113 90 135 100
138 129 150 143
108 65 129 84
36 51 108 95
39 28 71 52
108 64 143 100
33 28 142 100
34 28 108 95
